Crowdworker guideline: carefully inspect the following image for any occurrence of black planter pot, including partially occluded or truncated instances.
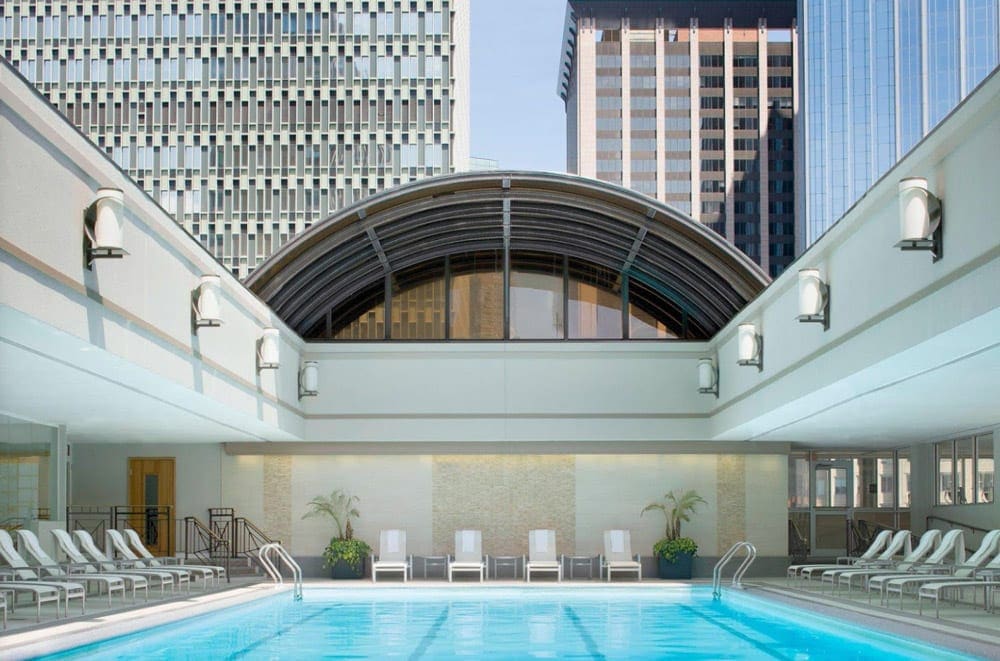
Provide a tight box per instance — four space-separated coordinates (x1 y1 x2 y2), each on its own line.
329 558 366 579
657 552 694 579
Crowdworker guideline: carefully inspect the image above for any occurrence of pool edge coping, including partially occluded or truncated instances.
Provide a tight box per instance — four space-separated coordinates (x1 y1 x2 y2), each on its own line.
0 583 289 660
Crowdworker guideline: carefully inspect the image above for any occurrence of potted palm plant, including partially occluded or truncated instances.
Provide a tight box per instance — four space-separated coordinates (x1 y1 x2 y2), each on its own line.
302 489 371 579
641 489 707 579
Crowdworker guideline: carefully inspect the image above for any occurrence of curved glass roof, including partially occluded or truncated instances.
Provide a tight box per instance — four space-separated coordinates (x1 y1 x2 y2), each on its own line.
247 172 769 340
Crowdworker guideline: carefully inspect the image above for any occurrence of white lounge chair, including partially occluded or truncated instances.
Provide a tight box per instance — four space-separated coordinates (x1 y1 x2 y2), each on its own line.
879 529 1000 608
106 530 192 592
601 530 642 582
0 575 62 623
917 548 1000 617
786 529 894 583
864 529 965 603
73 530 177 596
16 529 126 607
448 530 485 582
525 529 561 582
371 529 411 582
824 529 941 594
0 529 86 616
51 529 150 601
799 529 912 583
123 528 226 586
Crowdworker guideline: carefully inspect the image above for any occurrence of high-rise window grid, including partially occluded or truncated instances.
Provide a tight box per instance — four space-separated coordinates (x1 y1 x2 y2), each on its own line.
1 1 468 278
564 5 798 277
800 0 998 247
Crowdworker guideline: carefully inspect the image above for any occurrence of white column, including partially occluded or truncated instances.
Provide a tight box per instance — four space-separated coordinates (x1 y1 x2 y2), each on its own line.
655 18 666 202
51 425 68 516
758 19 770 274
689 19 701 221
723 17 735 241
578 17 597 179
621 17 632 190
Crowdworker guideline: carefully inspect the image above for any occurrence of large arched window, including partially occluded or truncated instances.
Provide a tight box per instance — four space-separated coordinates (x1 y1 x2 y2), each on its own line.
322 251 678 340
248 173 768 342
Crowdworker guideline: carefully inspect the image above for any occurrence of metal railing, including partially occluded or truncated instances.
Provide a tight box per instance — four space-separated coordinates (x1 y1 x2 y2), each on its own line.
926 515 991 554
183 516 231 582
236 517 276 556
209 508 276 558
258 542 302 600
845 518 898 558
112 506 172 554
712 541 757 598
66 506 113 541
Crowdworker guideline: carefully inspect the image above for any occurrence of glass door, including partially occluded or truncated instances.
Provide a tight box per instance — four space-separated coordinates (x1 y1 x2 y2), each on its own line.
811 460 853 556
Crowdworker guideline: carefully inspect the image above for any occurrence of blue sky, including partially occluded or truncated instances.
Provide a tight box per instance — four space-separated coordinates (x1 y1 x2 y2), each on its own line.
470 0 568 172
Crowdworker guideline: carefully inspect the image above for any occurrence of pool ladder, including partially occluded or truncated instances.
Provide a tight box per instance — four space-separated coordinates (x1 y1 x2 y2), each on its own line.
712 541 757 599
259 542 303 601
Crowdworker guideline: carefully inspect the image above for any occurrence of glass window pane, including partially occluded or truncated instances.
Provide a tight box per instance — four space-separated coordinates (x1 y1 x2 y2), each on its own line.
568 260 621 339
390 260 445 340
449 252 503 340
331 280 386 340
955 438 974 504
787 454 809 508
510 253 563 340
977 435 994 504
936 440 954 504
897 450 911 508
628 278 683 339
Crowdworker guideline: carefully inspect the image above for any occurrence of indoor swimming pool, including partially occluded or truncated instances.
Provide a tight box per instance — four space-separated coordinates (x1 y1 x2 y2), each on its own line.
41 586 980 660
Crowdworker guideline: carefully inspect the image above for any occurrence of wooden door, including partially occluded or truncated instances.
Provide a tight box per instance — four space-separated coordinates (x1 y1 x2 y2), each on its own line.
127 457 175 556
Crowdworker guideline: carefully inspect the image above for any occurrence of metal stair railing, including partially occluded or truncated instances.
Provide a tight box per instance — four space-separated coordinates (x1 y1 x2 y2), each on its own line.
258 542 302 601
712 541 757 598
183 516 231 582
237 516 276 557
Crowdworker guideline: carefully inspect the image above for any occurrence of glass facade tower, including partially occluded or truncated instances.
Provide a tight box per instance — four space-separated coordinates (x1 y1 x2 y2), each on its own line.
799 0 998 247
560 1 798 278
1 1 470 278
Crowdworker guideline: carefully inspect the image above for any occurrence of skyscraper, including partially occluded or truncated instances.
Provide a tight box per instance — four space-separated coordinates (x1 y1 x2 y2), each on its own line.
799 0 998 247
559 1 798 277
1 1 470 278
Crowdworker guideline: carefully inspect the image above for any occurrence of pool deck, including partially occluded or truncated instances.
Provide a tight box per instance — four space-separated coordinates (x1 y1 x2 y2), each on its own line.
1 576 998 659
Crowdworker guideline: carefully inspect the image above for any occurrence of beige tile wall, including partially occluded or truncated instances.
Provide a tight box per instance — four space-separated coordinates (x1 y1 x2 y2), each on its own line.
431 455 575 556
262 455 292 547
716 455 747 552
144 449 788 559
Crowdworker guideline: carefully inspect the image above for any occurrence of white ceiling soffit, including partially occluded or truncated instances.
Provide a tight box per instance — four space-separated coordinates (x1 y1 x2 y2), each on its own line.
718 309 1000 447
0 305 300 444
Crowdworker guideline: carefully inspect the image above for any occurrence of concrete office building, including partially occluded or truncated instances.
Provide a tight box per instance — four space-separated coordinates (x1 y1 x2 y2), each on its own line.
799 0 999 247
559 1 798 277
0 1 470 278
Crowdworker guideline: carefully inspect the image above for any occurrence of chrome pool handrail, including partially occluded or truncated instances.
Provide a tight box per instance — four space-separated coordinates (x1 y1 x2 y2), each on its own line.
712 541 757 598
258 542 303 600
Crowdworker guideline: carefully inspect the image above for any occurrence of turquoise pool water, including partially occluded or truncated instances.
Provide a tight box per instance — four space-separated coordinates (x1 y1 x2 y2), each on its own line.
43 587 978 660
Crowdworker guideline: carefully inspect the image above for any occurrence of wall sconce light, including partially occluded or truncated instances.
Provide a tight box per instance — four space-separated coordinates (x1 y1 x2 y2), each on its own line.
193 275 223 329
257 328 280 371
896 177 943 262
797 268 830 330
299 361 319 398
697 357 718 397
737 322 763 371
84 188 127 268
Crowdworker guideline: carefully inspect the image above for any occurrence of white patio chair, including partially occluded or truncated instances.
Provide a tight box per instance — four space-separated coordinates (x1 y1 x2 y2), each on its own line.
525 529 561 582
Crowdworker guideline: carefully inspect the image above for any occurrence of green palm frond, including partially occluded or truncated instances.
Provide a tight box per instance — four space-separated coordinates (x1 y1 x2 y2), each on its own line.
301 489 361 539
642 489 707 540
